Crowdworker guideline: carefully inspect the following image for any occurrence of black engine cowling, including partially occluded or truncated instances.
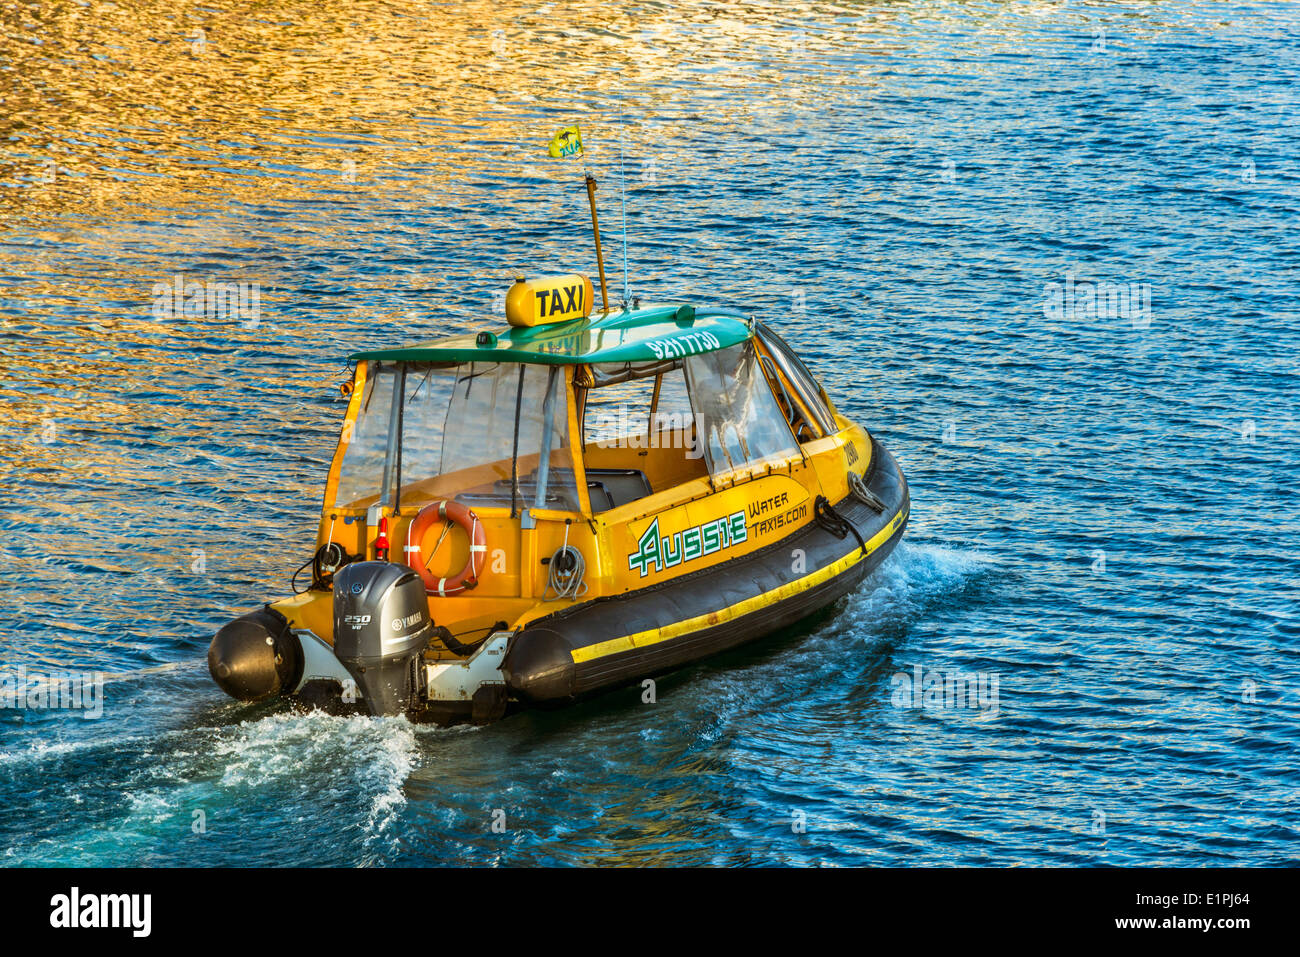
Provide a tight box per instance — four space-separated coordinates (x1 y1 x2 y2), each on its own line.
332 562 432 716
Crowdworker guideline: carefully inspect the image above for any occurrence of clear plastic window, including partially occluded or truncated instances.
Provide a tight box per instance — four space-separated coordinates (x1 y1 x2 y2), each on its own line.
583 369 653 448
755 324 837 436
396 363 459 504
683 341 799 478
334 363 399 508
651 366 695 441
434 362 580 511
584 362 697 454
334 361 581 512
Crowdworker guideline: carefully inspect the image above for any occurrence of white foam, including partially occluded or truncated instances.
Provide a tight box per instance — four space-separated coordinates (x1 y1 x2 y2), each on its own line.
3 710 425 866
833 541 995 635
0 738 97 766
214 710 418 794
881 541 995 588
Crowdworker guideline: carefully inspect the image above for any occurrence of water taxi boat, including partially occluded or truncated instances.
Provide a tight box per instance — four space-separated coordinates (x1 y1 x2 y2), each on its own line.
207 273 910 723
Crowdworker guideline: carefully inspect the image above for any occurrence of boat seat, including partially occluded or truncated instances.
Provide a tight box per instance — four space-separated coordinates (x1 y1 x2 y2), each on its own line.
583 468 653 511
457 468 653 513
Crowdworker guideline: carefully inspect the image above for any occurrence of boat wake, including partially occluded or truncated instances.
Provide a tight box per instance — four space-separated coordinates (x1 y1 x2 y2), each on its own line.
212 711 421 863
0 544 993 867
824 540 997 647
618 541 997 738
813 541 990 670
0 710 424 866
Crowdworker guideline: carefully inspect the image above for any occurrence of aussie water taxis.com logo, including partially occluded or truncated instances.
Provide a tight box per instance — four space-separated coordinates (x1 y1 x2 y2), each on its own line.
628 511 747 577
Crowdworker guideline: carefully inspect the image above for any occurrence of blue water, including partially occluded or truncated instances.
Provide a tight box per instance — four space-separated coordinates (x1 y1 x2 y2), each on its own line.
2 1 1298 866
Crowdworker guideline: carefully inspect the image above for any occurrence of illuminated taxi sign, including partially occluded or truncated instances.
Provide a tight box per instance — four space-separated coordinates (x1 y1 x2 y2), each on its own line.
505 274 595 327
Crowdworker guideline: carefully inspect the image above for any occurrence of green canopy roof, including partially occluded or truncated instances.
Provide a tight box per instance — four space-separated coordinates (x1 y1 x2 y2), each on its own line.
350 304 753 366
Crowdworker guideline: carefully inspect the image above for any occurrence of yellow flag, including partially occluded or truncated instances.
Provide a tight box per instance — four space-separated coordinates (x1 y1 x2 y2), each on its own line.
547 125 583 159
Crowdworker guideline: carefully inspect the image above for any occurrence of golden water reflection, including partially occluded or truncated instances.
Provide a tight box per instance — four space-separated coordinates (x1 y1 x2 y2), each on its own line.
0 0 1234 477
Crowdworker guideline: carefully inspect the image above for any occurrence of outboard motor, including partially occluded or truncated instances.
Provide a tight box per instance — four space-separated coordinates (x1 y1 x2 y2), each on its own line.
332 561 432 717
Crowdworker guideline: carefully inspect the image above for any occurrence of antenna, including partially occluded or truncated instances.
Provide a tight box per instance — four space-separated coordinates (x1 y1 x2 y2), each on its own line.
618 88 630 308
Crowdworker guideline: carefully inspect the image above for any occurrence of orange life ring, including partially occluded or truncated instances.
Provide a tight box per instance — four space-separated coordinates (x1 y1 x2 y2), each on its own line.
404 500 486 596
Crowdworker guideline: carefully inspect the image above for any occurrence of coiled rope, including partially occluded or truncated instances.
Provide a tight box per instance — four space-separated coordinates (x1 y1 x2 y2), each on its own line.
291 518 358 593
543 521 589 601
